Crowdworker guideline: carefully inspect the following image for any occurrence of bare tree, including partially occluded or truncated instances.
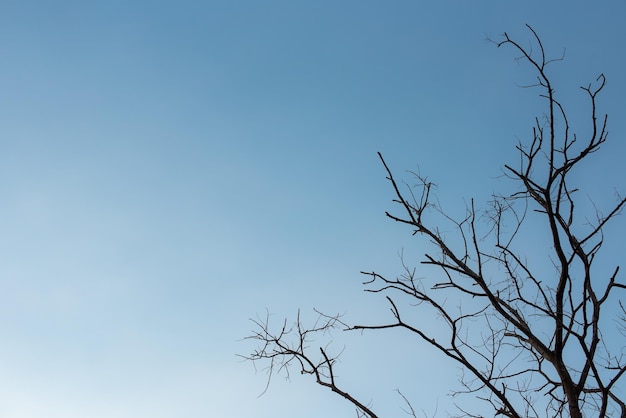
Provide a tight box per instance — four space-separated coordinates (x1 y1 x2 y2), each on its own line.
241 25 626 418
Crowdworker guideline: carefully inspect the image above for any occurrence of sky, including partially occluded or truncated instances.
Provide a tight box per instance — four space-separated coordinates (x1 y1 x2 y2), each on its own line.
1 1 625 417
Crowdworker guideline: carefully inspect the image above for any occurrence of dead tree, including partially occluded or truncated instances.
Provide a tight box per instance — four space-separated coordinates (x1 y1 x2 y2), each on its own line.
241 25 626 418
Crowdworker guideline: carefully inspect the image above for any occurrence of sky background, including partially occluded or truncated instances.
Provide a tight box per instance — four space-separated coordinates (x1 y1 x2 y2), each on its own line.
1 1 625 417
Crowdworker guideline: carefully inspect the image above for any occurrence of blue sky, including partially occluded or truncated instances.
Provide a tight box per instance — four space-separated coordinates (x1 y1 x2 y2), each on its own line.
1 1 625 417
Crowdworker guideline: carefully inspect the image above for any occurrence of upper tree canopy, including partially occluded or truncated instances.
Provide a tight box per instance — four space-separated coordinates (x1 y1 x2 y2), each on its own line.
243 26 626 418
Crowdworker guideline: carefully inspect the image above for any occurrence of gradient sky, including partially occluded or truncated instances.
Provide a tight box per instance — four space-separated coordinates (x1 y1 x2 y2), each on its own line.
1 1 625 417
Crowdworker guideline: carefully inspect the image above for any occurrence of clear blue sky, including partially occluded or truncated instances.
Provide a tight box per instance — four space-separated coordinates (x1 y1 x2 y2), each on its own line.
1 1 625 417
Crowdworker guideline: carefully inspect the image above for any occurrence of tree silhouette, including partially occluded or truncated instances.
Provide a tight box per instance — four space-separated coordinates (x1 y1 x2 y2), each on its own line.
241 25 626 418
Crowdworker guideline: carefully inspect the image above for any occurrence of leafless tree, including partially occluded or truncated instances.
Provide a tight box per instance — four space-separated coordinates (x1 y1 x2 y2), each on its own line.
241 25 626 418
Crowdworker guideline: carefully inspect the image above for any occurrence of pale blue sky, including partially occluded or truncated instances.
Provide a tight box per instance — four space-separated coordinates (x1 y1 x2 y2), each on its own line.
1 1 625 417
